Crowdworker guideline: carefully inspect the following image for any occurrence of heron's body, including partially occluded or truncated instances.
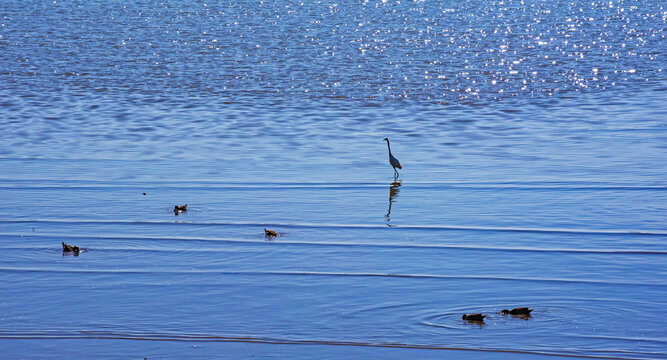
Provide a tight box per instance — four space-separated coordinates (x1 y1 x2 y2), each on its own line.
383 138 402 178
501 307 533 315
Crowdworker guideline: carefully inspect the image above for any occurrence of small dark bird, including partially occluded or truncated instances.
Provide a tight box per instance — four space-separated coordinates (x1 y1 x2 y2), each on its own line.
174 204 187 215
142 193 147 196
462 313 487 321
264 229 278 237
62 242 80 253
501 307 533 315
383 138 402 178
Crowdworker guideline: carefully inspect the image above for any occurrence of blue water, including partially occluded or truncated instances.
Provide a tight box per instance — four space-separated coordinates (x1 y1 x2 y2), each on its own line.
1 0 666 358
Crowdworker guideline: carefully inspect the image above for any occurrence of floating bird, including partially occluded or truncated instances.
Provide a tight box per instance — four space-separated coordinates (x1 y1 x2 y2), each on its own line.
383 138 402 178
142 193 147 196
501 307 533 315
264 228 278 237
174 204 187 215
462 313 487 321
62 242 80 253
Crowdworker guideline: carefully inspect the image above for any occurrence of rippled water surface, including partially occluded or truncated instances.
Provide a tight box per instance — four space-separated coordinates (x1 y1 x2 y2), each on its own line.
1 0 666 358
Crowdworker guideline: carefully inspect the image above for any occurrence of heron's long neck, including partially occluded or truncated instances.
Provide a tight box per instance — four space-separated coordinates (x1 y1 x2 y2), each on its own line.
385 140 392 155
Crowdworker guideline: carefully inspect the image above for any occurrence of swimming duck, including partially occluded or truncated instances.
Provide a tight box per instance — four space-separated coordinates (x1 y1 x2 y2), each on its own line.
501 307 533 315
462 313 486 321
62 242 80 253
264 229 278 237
174 204 187 215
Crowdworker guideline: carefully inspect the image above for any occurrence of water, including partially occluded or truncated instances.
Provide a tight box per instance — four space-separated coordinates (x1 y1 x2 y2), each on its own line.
1 0 666 358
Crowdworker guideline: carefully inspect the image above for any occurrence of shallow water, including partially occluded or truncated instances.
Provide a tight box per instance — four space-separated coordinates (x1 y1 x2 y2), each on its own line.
1 0 666 358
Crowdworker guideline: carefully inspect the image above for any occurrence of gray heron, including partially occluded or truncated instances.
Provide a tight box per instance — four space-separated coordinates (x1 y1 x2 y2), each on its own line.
383 137 402 178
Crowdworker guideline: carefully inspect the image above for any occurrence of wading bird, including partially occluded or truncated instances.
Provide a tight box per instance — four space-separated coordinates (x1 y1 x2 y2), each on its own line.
383 138 402 178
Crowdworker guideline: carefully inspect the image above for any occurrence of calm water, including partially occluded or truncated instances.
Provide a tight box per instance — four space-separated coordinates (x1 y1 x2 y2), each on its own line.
1 0 666 358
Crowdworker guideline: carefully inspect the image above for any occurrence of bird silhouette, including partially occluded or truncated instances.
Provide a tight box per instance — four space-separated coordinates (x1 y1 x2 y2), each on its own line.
264 229 278 237
501 307 533 315
462 313 487 321
62 242 80 253
174 204 187 215
383 138 402 179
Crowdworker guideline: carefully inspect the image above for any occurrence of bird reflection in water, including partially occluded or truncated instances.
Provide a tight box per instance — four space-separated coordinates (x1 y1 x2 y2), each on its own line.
385 180 402 223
